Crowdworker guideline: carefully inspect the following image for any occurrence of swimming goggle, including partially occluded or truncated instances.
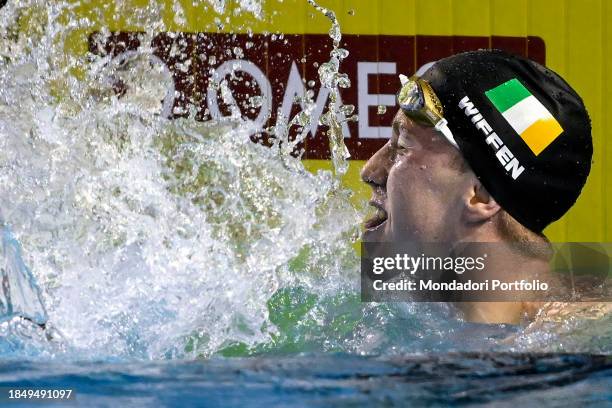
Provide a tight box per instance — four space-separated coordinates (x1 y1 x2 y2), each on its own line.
396 74 459 149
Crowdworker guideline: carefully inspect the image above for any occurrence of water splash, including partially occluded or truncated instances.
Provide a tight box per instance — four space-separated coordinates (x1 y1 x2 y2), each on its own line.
306 0 352 176
0 225 47 326
0 0 363 359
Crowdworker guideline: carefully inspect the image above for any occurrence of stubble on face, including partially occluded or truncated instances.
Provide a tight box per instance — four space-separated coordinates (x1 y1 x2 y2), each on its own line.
362 111 469 243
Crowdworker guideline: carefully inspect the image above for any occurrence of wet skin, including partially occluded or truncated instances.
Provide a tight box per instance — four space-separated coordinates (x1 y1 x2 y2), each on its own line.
361 110 470 243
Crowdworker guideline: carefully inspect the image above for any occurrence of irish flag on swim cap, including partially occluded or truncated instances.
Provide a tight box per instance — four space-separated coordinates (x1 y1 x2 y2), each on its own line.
485 78 563 155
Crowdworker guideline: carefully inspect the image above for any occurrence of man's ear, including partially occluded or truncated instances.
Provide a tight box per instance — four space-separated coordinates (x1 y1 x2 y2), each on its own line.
462 181 501 223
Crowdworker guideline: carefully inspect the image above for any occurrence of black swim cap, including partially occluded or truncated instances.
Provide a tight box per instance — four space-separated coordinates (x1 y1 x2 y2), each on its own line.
421 50 592 233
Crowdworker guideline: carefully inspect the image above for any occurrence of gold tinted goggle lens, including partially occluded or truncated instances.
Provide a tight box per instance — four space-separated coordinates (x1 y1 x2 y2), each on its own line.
396 75 445 126
396 74 459 149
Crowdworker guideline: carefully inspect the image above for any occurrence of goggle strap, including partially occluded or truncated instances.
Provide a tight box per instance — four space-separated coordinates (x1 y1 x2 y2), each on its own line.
435 119 459 149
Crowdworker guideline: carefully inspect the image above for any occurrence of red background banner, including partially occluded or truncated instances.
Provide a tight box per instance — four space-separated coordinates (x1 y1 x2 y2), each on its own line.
90 33 545 160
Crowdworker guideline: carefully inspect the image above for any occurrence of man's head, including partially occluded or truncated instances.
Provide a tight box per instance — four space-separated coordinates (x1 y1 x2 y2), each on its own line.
361 111 507 243
362 50 592 248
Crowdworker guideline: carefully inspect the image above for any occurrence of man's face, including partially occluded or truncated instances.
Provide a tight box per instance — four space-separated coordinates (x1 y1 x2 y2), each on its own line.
361 110 470 242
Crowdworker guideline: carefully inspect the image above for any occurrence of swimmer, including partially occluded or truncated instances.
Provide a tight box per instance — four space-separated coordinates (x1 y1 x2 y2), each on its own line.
361 50 594 324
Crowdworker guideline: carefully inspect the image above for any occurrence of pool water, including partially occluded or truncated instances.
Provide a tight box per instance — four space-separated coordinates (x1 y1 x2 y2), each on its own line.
0 353 610 407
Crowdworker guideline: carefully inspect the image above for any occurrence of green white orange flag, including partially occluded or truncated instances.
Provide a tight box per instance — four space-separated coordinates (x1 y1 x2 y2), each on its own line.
485 78 563 155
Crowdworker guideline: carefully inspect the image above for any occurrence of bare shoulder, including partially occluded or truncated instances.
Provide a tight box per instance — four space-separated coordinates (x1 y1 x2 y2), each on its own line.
533 302 612 322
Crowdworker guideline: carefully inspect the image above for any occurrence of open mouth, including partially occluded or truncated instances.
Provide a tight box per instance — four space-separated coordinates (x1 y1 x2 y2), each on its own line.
364 201 388 230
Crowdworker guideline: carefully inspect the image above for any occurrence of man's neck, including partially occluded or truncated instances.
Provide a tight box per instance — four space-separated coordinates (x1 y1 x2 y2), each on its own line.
452 235 550 324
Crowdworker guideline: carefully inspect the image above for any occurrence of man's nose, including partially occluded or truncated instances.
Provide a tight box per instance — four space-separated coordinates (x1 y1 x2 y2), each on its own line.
360 146 389 188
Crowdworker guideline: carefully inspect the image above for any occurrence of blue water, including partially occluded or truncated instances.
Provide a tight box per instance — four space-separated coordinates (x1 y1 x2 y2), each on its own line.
0 353 610 407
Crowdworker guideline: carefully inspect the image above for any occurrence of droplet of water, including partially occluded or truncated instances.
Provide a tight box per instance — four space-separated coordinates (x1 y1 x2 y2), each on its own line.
214 17 224 30
318 61 338 88
331 48 349 60
233 47 244 58
249 95 263 108
291 111 311 127
329 24 341 44
319 112 331 126
339 104 354 116
336 73 350 88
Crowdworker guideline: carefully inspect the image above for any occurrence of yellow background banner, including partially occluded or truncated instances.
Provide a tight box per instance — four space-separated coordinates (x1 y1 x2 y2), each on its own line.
68 0 611 241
